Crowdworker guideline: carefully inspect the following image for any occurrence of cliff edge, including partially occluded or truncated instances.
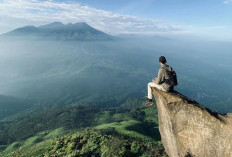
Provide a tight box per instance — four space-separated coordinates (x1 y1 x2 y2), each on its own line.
153 88 232 157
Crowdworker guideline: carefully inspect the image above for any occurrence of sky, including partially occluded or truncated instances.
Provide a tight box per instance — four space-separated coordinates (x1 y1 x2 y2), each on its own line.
0 0 231 41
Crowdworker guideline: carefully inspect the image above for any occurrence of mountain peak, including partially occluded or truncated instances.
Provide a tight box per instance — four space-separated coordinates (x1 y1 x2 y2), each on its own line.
39 22 65 28
153 88 232 157
69 22 89 26
1 22 113 41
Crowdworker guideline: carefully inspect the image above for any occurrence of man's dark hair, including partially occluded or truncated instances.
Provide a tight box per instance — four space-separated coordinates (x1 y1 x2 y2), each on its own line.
159 56 167 64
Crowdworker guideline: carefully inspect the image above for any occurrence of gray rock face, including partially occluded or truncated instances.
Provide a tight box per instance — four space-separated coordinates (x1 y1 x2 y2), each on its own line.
153 88 232 157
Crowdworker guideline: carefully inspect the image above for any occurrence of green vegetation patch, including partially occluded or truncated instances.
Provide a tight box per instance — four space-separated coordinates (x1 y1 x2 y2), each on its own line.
95 111 112 123
45 127 66 139
95 120 155 141
142 104 158 123
0 121 164 157
22 136 43 147
14 139 51 157
0 128 68 157
95 110 132 124
112 113 131 121
4 142 21 152
47 128 167 157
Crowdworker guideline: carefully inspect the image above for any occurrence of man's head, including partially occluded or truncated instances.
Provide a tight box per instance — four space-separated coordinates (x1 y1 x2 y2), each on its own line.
159 56 167 64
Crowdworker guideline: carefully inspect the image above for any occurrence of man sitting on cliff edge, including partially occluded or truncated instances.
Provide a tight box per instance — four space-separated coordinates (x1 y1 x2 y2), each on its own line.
144 56 177 107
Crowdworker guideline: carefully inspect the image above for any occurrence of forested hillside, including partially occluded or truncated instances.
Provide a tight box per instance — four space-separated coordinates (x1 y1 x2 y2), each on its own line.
0 99 168 157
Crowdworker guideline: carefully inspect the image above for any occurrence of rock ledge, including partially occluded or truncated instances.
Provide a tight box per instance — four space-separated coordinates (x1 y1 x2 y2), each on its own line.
153 88 232 157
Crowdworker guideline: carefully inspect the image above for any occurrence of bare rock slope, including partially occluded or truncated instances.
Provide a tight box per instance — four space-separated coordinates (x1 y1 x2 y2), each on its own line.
153 88 232 157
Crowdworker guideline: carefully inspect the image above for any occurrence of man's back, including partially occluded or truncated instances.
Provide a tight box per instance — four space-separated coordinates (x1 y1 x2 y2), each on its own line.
155 64 175 91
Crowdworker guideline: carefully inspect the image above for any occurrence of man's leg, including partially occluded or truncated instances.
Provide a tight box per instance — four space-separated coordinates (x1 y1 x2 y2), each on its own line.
144 82 166 107
147 82 166 99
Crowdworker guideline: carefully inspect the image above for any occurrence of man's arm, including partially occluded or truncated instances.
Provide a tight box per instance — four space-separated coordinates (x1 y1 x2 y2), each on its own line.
154 69 163 84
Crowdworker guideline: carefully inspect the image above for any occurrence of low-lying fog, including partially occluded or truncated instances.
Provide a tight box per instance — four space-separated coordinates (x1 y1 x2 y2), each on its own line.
0 37 231 113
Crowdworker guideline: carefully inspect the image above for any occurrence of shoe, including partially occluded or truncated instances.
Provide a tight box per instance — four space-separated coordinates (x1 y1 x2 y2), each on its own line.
144 102 153 107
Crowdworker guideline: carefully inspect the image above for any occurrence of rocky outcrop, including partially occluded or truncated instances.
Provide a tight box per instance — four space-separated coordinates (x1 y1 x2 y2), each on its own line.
153 88 232 157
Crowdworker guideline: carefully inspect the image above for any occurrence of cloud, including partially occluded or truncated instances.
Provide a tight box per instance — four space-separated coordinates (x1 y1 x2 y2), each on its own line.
224 0 232 4
184 25 232 41
0 0 184 35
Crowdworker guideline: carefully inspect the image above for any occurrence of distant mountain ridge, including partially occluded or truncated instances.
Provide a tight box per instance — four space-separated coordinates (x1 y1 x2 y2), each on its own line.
1 22 113 40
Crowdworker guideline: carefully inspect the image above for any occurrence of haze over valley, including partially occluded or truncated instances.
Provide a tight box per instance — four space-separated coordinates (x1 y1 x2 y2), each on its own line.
0 22 231 117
